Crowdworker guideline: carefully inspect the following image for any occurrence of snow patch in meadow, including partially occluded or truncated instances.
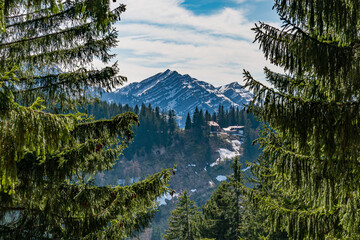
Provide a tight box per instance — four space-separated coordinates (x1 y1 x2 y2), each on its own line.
210 148 238 167
218 148 237 159
216 175 227 182
231 140 241 152
210 139 242 167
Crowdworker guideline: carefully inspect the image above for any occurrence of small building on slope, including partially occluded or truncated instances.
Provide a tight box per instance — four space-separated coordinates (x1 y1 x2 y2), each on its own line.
223 126 244 137
207 121 221 134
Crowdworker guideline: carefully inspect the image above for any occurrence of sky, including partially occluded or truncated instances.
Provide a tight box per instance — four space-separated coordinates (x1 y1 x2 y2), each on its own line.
103 0 282 87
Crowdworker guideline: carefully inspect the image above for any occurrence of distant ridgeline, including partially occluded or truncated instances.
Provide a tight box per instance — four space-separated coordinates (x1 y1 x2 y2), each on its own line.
82 101 260 161
100 69 253 127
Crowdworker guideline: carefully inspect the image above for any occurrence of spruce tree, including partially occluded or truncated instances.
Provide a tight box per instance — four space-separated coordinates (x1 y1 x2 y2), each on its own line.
168 110 177 134
238 155 288 240
217 105 226 127
211 112 217 122
244 0 360 239
204 110 211 122
185 113 192 130
163 189 200 240
0 1 172 238
199 157 243 240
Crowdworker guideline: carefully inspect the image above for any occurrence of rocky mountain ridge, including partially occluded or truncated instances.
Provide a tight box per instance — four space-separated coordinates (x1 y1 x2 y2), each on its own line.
101 69 252 120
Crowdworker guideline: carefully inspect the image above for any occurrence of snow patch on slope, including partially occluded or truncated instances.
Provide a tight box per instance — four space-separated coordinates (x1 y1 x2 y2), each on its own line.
216 175 227 182
210 139 241 167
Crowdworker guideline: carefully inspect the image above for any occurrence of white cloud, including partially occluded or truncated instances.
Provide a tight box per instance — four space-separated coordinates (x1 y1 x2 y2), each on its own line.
102 0 282 87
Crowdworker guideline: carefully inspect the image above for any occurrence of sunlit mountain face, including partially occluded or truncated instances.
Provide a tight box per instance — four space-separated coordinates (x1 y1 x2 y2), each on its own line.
101 69 252 124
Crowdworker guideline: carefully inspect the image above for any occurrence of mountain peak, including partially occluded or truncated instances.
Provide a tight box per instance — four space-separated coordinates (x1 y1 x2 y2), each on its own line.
163 69 172 74
101 70 252 126
163 69 179 75
226 82 243 88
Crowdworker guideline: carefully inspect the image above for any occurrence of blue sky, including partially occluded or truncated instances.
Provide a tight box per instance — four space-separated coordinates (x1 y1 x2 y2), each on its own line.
101 0 282 87
181 0 278 22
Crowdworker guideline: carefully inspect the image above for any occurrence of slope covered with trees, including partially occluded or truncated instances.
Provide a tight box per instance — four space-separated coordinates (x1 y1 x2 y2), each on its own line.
198 157 244 240
244 0 360 239
162 157 287 240
85 102 260 163
163 189 200 240
0 1 172 239
82 101 262 237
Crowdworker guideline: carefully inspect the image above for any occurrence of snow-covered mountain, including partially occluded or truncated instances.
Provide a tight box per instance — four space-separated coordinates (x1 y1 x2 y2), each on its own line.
101 69 252 119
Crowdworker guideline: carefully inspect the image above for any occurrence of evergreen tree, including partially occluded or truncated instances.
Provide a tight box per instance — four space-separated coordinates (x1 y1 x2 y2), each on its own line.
185 113 192 130
199 157 243 240
204 110 211 122
217 105 226 127
191 107 206 139
0 1 172 238
238 155 288 240
244 0 360 239
134 104 140 115
242 118 259 162
168 110 177 134
228 106 236 126
211 112 217 122
192 107 200 127
164 189 200 240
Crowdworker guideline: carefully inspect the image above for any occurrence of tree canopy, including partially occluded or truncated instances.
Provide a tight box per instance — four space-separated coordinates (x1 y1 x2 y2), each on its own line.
199 157 243 240
244 0 360 239
163 189 200 240
0 1 173 238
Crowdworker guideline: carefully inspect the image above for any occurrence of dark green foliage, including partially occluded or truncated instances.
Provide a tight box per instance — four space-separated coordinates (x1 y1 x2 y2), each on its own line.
84 102 180 158
163 189 200 240
168 110 177 134
204 110 211 122
185 113 192 130
191 107 204 139
0 1 173 238
243 0 360 239
85 102 260 162
238 154 288 240
130 104 178 156
198 157 243 240
217 105 226 127
242 117 261 162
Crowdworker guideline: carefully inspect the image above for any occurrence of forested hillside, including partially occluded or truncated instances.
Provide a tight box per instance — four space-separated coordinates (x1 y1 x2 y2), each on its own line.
83 101 260 166
82 101 261 237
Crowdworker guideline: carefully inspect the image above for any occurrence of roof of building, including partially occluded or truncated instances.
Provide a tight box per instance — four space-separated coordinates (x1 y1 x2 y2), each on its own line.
223 126 245 131
207 121 220 127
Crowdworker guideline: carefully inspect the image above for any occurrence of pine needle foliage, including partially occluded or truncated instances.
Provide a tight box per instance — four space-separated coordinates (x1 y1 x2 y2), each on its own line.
244 0 360 239
199 157 244 240
0 1 173 238
163 189 200 240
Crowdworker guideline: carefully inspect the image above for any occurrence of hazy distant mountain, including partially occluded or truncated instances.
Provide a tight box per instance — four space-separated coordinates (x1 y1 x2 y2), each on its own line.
101 69 252 118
